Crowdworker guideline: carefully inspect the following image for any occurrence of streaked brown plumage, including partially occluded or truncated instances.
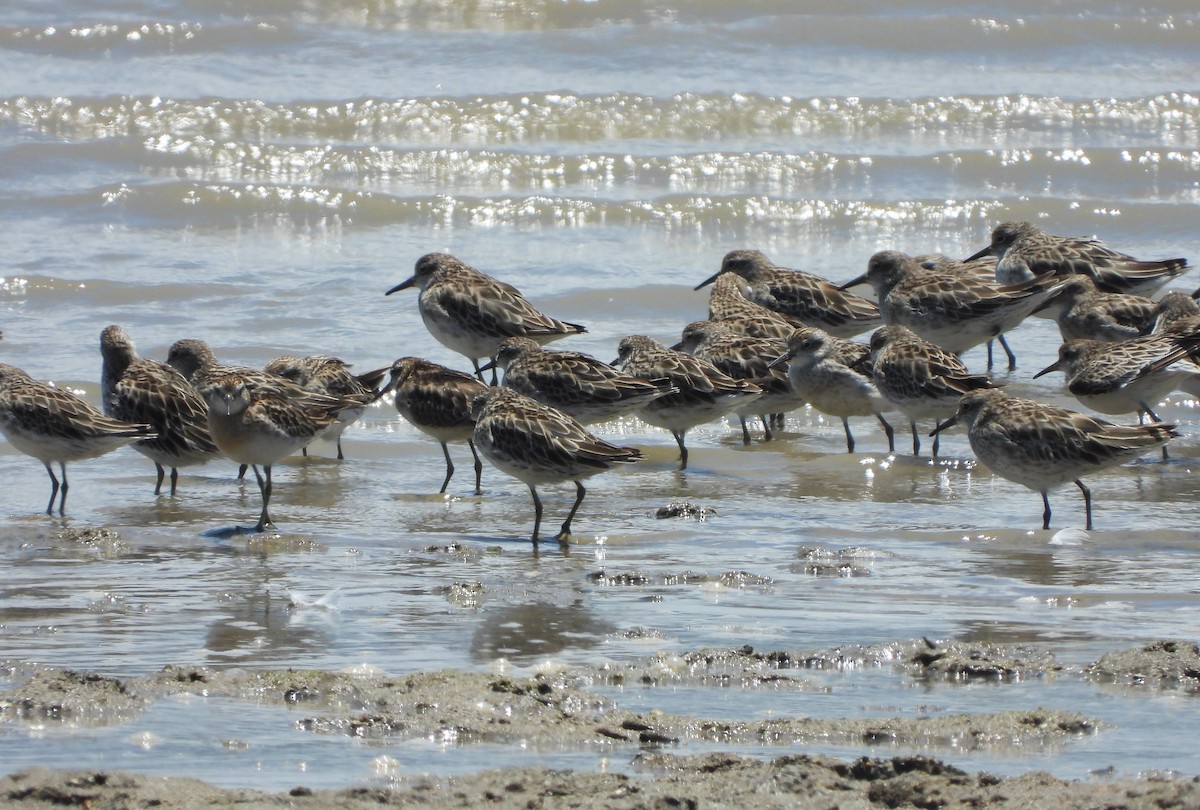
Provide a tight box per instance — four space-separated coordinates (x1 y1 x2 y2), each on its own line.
168 338 353 478
0 362 156 515
382 357 488 494
841 250 1060 370
613 334 762 469
1031 276 1159 343
868 325 995 457
967 220 1188 295
673 320 802 443
470 387 642 543
933 388 1177 530
263 354 388 460
385 252 586 382
1032 334 1200 422
100 324 220 496
490 337 674 426
695 249 881 338
705 272 801 342
770 326 894 454
201 372 345 532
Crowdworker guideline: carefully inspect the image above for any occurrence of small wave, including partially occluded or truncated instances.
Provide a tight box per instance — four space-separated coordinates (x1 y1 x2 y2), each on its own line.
3 93 1197 151
6 138 1197 207
6 179 1008 234
0 21 301 58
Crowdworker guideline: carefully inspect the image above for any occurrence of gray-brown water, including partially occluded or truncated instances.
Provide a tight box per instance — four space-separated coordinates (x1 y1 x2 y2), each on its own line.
1 0 1199 793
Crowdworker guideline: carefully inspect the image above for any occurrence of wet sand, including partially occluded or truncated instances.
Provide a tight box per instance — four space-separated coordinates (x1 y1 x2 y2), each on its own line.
3 639 1200 808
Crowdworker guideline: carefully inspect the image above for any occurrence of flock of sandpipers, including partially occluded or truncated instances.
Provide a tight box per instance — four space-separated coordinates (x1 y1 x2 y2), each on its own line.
0 220 1196 542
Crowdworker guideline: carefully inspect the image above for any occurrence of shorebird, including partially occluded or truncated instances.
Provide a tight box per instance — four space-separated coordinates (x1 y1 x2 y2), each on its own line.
613 335 761 469
1032 334 1200 424
769 326 895 453
695 249 881 338
166 338 257 391
704 272 801 342
672 320 801 443
487 337 674 426
385 253 586 383
1030 276 1159 343
0 363 156 515
966 220 1189 295
100 325 220 496
470 387 643 544
262 354 388 459
381 357 488 494
200 372 345 533
932 388 1177 530
915 253 1018 369
167 338 351 478
840 250 1060 370
867 325 995 457
1147 291 1200 337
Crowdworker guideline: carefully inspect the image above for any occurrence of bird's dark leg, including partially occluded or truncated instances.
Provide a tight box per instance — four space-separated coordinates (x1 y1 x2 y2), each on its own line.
910 421 920 456
57 462 68 515
1076 479 1093 530
1041 491 1052 530
759 414 773 441
529 485 543 543
672 430 689 469
169 467 179 497
556 480 586 543
738 416 751 446
43 462 59 516
842 417 855 453
154 462 166 495
876 413 895 453
998 335 1017 370
253 464 274 532
1139 403 1170 459
438 441 455 494
468 439 483 495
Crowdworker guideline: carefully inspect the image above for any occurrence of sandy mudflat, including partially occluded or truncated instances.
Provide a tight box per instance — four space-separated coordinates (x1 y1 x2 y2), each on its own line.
3 639 1200 808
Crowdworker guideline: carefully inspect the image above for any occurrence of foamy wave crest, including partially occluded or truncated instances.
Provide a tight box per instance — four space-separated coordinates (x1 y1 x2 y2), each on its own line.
10 180 1006 233
3 93 1197 149
126 138 1200 204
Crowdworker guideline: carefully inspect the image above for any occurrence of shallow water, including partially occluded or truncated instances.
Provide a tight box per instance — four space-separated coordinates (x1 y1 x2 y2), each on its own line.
1 0 1199 793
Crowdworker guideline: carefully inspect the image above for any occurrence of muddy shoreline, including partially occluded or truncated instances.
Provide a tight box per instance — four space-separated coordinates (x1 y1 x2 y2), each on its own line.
3 639 1200 808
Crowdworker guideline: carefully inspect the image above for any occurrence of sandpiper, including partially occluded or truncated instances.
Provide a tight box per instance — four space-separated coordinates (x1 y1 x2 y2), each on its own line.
100 325 220 496
385 253 586 383
770 326 895 453
200 372 345 533
613 335 762 469
470 387 642 544
672 320 801 443
1030 276 1159 343
695 249 881 338
932 388 1177 530
704 272 801 342
841 250 1060 370
1032 334 1200 423
967 220 1188 295
381 357 488 494
0 363 156 515
263 354 388 459
488 337 674 426
868 325 995 457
